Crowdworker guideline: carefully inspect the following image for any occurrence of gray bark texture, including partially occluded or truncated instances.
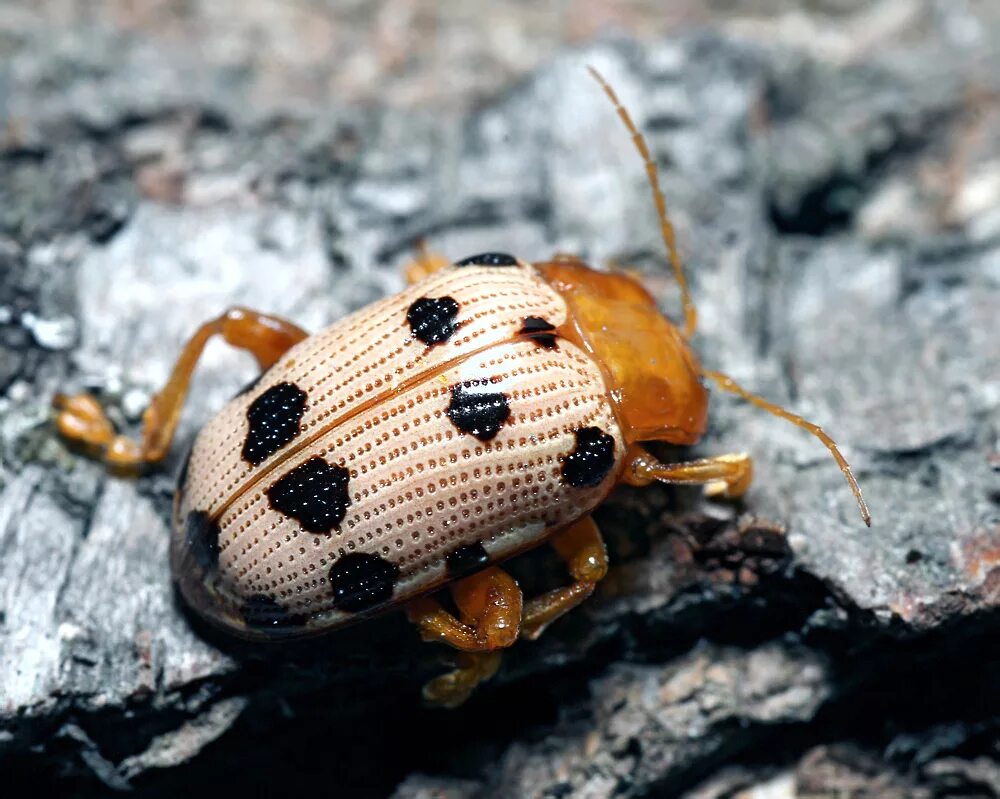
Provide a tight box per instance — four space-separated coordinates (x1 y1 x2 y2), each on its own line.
1 2 999 797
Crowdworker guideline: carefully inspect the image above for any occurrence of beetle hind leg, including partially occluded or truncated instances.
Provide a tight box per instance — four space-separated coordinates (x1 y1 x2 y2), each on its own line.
520 515 608 641
54 307 308 472
406 566 522 706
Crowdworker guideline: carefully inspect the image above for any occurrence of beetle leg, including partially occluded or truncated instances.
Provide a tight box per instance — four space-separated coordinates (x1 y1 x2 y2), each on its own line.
405 566 522 705
621 445 753 498
520 515 608 641
419 651 503 709
403 240 451 284
406 567 522 651
53 307 308 471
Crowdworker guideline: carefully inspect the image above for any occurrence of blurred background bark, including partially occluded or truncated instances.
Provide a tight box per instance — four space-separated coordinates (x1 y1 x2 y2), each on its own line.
1 2 999 797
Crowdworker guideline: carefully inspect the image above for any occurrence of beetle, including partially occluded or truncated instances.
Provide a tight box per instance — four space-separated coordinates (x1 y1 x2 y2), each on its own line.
54 69 869 706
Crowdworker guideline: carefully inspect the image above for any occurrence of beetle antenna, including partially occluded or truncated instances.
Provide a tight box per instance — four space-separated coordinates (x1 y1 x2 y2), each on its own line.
703 369 872 526
587 65 697 339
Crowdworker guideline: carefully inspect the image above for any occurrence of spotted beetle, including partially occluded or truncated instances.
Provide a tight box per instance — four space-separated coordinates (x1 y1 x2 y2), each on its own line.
55 69 869 706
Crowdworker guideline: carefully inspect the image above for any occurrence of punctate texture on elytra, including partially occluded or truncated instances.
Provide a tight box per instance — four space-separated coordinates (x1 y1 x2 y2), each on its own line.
172 262 627 637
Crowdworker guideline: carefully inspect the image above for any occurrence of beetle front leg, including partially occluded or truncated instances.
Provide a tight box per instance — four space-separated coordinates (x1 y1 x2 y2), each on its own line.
53 307 308 472
406 566 522 706
621 445 753 498
520 515 608 641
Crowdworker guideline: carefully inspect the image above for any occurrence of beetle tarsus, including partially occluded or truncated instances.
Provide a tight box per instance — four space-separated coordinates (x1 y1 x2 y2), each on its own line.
422 651 502 708
624 446 753 499
53 392 146 472
53 307 308 470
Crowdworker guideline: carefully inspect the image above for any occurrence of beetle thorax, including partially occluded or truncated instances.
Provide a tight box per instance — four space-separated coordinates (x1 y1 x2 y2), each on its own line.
535 258 708 446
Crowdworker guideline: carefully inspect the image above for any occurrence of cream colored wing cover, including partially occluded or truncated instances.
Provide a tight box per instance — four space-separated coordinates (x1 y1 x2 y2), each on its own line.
172 264 622 636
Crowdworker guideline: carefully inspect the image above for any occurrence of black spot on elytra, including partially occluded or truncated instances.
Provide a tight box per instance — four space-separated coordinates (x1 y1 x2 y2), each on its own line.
519 315 558 349
328 552 400 612
266 456 351 534
455 252 517 267
242 382 307 466
184 510 220 570
241 594 305 629
562 427 616 488
446 381 511 441
446 542 490 578
520 316 555 333
407 296 459 345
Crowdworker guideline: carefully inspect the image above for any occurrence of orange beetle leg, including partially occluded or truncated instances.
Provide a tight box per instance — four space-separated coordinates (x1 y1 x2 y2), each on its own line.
403 240 451 285
621 445 753 499
520 515 608 641
406 567 523 651
53 307 308 473
419 650 503 709
405 566 522 706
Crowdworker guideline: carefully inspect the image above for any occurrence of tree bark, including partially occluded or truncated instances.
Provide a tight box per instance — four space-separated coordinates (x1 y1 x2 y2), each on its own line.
1 3 998 796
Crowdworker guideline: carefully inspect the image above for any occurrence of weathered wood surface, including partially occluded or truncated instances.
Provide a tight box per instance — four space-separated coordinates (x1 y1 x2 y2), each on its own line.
1 2 999 796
